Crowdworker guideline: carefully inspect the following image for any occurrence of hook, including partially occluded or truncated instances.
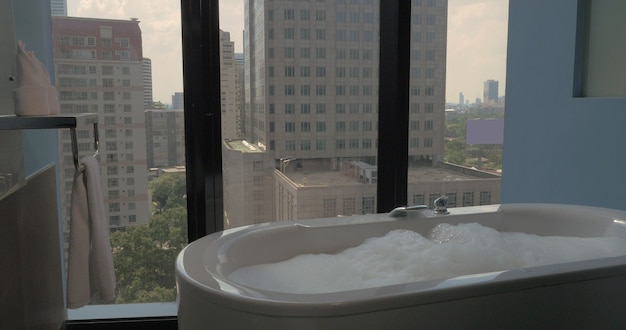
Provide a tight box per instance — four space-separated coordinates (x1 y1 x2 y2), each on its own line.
71 122 100 171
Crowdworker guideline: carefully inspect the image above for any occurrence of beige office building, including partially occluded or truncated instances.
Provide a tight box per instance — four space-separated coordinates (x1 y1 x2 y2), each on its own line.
222 0 500 226
145 109 185 169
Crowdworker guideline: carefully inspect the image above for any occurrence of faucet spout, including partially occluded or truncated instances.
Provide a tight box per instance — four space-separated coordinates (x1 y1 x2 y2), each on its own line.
388 205 429 217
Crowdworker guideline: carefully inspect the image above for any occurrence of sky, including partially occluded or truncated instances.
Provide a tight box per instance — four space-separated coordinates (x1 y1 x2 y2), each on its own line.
67 0 508 104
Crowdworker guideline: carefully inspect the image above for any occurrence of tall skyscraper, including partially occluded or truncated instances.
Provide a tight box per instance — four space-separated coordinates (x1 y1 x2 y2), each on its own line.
483 79 499 104
50 0 67 16
171 92 184 110
459 92 464 105
52 17 150 232
145 109 185 168
243 0 446 164
142 57 153 107
221 0 456 225
220 30 241 139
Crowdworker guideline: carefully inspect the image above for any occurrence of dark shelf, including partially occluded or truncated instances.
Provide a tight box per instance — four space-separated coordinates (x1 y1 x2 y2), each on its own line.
0 114 98 130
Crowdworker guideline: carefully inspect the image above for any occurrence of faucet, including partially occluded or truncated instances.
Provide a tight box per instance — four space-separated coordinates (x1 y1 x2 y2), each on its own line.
388 195 450 217
388 204 429 217
433 196 449 214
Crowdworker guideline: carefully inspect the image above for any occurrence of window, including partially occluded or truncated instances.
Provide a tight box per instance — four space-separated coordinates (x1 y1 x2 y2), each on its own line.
463 192 475 206
284 28 295 39
362 196 375 214
284 9 294 20
47 0 508 326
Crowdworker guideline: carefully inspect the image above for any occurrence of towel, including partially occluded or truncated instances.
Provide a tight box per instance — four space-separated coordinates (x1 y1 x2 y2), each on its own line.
13 40 60 116
67 156 116 308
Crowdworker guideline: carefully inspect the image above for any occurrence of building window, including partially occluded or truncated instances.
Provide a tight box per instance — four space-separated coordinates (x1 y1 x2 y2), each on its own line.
480 191 492 205
413 194 425 205
463 192 474 206
447 193 457 207
323 198 336 217
362 196 375 214
301 140 311 151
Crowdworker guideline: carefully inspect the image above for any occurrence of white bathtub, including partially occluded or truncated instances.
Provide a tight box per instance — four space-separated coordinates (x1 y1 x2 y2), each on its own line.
176 204 626 329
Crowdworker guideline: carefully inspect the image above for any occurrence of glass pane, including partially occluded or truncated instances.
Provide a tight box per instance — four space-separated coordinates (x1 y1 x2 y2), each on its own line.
221 0 380 228
407 0 507 209
57 0 186 313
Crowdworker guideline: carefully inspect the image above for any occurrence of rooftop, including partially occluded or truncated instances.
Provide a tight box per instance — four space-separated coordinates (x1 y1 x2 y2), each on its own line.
282 164 494 188
224 139 265 153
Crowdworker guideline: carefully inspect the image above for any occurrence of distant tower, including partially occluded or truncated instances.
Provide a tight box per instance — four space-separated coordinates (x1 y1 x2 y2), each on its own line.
459 92 464 105
50 0 67 16
142 58 153 108
483 80 499 104
171 92 184 110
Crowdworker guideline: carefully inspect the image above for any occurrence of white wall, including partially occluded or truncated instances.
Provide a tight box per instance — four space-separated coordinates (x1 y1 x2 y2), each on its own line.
502 0 626 210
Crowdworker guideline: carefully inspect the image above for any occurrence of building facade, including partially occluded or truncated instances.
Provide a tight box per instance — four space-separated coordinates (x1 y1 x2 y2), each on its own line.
220 30 242 139
145 109 185 169
483 79 499 104
171 92 184 110
243 0 447 165
50 0 67 16
142 57 153 107
52 17 150 232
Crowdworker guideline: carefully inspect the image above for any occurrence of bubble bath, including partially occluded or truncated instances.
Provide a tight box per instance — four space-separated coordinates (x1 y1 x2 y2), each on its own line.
229 222 626 294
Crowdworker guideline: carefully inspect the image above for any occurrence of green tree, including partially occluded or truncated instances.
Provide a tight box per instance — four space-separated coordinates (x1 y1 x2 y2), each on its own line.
149 173 187 214
110 173 188 303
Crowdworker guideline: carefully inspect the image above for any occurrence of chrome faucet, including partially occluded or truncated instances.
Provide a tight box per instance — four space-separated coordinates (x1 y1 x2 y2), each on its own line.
388 204 429 217
433 196 449 214
388 195 450 217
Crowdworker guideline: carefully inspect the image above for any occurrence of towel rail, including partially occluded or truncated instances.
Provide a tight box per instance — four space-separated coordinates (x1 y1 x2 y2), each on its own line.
0 114 99 171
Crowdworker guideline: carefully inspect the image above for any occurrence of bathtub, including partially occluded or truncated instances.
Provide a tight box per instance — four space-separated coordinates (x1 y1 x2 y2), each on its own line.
176 204 626 329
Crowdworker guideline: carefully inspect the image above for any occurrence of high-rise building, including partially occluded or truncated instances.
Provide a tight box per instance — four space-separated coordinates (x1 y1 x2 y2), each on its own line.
459 92 464 105
50 0 67 16
483 79 499 104
220 30 241 139
171 92 184 110
221 0 457 226
142 57 153 107
145 109 185 168
243 0 445 164
52 17 150 231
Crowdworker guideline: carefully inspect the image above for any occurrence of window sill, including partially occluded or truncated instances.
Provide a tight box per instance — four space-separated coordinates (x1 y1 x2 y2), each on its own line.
67 302 177 320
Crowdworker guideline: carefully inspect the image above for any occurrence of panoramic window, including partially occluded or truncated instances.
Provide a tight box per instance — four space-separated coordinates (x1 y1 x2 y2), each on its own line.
48 0 508 323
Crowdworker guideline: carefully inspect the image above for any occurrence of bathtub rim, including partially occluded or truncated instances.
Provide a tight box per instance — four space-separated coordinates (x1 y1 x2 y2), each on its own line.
176 203 626 317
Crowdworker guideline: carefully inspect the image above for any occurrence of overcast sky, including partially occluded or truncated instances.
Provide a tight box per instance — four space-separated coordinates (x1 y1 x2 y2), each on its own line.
67 0 508 105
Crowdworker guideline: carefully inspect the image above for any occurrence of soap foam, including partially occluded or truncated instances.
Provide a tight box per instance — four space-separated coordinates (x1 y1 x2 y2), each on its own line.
228 223 626 294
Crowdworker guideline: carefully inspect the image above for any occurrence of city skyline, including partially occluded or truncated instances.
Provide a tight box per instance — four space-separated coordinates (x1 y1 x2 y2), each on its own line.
67 0 508 104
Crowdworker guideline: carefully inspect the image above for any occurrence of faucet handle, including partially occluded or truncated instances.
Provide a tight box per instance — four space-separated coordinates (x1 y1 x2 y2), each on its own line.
433 196 449 214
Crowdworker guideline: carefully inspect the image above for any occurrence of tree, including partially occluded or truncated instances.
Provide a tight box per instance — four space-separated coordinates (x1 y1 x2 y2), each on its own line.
110 173 188 303
149 173 187 214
